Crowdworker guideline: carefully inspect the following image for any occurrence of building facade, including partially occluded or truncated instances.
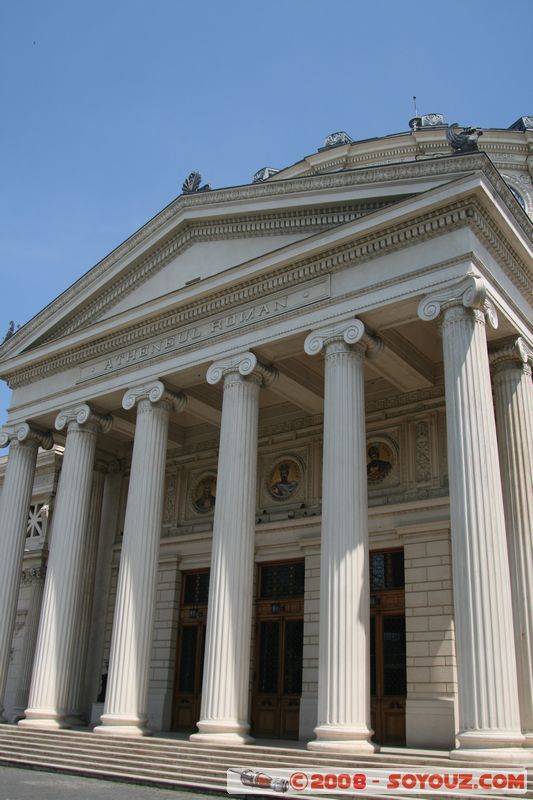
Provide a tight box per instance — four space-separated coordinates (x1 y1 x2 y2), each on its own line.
0 116 532 764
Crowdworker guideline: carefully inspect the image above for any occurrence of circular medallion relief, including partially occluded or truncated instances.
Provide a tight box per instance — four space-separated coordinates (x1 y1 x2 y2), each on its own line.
192 475 217 514
268 457 302 501
366 442 394 484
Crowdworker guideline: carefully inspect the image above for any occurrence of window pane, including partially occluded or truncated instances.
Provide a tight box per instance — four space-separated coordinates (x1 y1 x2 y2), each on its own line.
183 572 210 605
260 563 304 599
370 615 376 697
370 551 404 591
383 616 406 696
178 626 198 692
258 621 279 693
283 620 303 694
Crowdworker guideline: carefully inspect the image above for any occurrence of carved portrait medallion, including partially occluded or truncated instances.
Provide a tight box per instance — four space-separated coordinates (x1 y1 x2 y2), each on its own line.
366 442 394 484
268 457 302 501
192 474 217 514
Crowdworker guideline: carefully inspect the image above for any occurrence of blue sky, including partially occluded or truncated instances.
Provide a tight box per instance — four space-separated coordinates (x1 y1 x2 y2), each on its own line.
1 0 531 427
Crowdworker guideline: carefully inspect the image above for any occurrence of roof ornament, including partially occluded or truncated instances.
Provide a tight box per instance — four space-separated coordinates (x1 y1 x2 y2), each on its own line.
322 131 353 149
409 113 446 130
446 123 483 152
182 171 211 194
2 320 20 344
508 116 533 132
252 167 280 184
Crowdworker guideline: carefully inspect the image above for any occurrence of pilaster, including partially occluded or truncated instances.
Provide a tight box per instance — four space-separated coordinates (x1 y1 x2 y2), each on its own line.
19 404 111 730
0 422 52 722
11 566 47 722
490 338 533 747
418 274 531 764
305 319 377 753
191 352 276 745
95 381 185 737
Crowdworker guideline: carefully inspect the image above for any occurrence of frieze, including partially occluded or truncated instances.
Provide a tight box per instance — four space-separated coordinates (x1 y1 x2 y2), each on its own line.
79 280 329 383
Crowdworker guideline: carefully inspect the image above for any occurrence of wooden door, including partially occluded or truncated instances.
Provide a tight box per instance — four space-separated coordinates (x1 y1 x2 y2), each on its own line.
370 549 406 745
252 561 305 739
172 570 209 731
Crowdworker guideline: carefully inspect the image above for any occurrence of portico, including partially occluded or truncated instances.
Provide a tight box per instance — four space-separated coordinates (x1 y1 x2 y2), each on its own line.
0 130 532 763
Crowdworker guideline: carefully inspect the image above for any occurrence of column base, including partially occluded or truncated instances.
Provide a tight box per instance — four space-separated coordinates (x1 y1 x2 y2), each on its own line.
451 747 533 765
452 730 533 764
190 718 254 745
524 732 533 749
18 711 69 731
93 712 151 737
307 724 378 753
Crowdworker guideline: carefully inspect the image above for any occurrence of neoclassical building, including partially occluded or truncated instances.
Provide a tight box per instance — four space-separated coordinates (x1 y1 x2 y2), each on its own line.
0 115 532 765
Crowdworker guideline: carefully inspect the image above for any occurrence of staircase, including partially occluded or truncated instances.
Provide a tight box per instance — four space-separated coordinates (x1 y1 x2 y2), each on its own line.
0 724 532 798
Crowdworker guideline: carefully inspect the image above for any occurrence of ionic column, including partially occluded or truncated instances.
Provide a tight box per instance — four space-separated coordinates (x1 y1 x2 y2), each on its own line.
418 274 531 764
11 566 46 722
0 423 52 722
65 462 107 724
20 404 111 730
304 320 377 753
95 381 185 737
191 352 276 744
490 338 533 747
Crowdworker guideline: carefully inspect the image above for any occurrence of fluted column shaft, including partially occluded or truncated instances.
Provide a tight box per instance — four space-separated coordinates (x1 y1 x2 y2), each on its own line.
83 465 123 709
0 424 52 722
65 466 106 723
305 320 376 753
418 274 529 764
191 352 275 744
95 381 182 737
20 405 110 729
11 567 46 721
491 340 533 745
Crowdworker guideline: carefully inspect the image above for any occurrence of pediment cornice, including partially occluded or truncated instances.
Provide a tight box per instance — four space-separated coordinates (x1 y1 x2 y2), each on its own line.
3 192 530 390
1 152 528 363
41 201 392 344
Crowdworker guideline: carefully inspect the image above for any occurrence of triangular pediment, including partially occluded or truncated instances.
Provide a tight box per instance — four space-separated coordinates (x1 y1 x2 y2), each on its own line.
1 153 528 373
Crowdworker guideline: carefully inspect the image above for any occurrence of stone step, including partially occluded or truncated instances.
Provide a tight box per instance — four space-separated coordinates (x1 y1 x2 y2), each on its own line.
0 726 531 799
2 725 523 769
0 728 458 770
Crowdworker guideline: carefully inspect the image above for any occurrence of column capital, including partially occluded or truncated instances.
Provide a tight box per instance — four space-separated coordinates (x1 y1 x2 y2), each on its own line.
206 351 277 387
489 337 533 371
304 318 381 356
417 273 498 329
0 422 53 450
122 380 186 413
55 403 112 434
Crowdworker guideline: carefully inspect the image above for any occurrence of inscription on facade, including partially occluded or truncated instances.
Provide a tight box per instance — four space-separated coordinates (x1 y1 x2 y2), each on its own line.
78 278 330 382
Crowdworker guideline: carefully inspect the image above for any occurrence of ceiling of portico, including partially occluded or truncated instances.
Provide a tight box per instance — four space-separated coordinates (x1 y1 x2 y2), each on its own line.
25 296 521 457
33 311 444 453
